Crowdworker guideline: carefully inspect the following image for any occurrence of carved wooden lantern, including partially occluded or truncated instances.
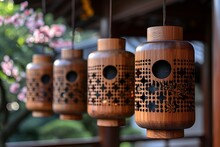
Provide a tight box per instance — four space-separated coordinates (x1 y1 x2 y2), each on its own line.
135 26 195 139
53 49 87 120
88 38 134 127
26 54 53 117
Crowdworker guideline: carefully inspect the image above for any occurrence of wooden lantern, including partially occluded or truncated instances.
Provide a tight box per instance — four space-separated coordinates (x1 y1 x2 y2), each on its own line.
26 54 53 117
135 26 195 139
53 49 87 120
87 38 134 127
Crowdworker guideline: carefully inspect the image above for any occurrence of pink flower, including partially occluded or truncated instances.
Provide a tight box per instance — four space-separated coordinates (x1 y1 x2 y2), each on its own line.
20 1 28 11
9 83 20 94
18 87 27 102
4 13 24 28
1 55 14 76
24 8 33 16
4 16 14 25
27 26 51 44
0 16 4 26
49 39 72 49
1 55 22 81
50 24 66 37
25 12 44 32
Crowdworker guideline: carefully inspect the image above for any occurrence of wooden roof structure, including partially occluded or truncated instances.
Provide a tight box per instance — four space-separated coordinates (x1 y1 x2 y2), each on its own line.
14 0 211 41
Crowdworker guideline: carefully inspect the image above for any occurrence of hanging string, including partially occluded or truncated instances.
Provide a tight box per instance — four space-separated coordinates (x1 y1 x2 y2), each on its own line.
109 0 112 38
72 0 75 49
163 0 166 26
42 0 46 54
42 0 46 20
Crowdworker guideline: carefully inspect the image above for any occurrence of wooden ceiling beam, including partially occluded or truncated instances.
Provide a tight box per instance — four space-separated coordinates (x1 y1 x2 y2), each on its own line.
47 0 64 13
112 0 179 21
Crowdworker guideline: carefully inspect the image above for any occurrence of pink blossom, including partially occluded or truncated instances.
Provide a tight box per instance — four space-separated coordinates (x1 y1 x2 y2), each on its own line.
0 16 4 26
26 24 66 44
3 55 10 62
1 55 22 81
12 67 21 81
9 83 20 94
20 1 28 11
27 26 51 44
4 16 14 25
4 13 24 28
1 55 14 76
25 12 44 32
39 25 51 37
24 8 33 16
49 39 72 49
50 24 66 37
18 87 27 102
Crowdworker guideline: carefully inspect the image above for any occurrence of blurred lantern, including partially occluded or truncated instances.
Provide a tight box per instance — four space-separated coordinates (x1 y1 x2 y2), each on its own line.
135 26 195 139
26 54 53 117
53 49 87 120
87 38 135 126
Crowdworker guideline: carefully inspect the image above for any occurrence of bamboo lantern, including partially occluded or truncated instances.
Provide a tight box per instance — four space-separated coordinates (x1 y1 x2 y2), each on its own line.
53 49 87 120
135 26 195 139
87 38 134 127
26 54 53 117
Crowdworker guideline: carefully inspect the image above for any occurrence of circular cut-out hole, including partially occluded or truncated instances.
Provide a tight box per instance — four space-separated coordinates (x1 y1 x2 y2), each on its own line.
103 65 117 80
152 60 171 79
41 74 50 84
66 71 77 82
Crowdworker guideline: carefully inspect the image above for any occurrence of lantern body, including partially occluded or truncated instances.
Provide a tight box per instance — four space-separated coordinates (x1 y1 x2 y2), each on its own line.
26 54 53 117
87 38 134 127
53 49 87 120
135 26 195 139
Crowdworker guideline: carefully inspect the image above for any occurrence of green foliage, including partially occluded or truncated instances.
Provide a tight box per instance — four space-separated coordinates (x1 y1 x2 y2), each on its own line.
37 119 92 140
121 118 142 136
0 1 141 145
120 142 134 147
81 114 98 136
0 2 19 16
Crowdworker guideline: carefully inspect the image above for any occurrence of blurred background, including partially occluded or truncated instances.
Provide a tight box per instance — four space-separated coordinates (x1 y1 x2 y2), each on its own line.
0 0 211 147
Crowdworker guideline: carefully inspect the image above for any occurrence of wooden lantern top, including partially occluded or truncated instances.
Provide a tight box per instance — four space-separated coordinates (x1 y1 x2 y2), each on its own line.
97 38 125 51
147 26 183 41
33 54 52 64
61 49 83 59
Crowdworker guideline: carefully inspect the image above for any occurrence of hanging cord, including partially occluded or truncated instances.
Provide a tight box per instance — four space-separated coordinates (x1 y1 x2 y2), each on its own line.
42 0 46 20
109 0 112 38
72 0 75 49
42 0 46 54
163 0 166 26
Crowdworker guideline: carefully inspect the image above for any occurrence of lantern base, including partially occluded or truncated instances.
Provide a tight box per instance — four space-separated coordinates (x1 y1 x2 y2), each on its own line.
147 129 184 139
97 119 126 127
32 111 53 117
60 114 82 120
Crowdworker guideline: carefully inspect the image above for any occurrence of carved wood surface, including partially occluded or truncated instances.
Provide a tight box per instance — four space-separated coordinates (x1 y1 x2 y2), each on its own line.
135 26 195 139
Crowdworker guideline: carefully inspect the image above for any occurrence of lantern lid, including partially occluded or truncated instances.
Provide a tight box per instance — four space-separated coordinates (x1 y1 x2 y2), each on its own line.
33 54 52 63
147 26 183 41
97 38 125 51
61 49 83 59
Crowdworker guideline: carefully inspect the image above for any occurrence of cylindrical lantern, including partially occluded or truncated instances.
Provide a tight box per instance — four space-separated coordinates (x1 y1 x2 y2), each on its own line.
53 49 87 120
88 38 134 127
135 26 195 139
26 54 53 117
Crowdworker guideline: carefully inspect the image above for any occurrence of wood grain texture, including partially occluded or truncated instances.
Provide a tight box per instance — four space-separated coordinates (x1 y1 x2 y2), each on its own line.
147 26 183 41
87 38 135 127
26 54 53 117
53 49 87 120
213 1 220 147
135 26 195 139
